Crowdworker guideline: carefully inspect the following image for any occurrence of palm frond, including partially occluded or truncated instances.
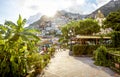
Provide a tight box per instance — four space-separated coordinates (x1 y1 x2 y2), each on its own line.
4 21 17 29
4 29 12 40
21 19 27 27
21 32 40 41
0 25 7 34
24 28 40 33
0 34 3 40
20 34 29 41
17 15 22 26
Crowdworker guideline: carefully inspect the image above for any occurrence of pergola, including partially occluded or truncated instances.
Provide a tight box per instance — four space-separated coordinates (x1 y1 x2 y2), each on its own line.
72 35 111 45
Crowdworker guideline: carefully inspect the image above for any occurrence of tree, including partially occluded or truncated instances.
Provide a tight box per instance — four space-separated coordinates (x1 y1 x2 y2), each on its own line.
60 21 77 44
4 15 40 42
61 18 100 37
59 19 100 45
75 18 100 35
0 15 40 77
103 10 120 47
103 10 120 31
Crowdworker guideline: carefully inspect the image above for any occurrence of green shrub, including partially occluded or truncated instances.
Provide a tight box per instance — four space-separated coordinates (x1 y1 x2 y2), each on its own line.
107 50 120 63
0 15 42 77
107 50 120 73
111 31 120 48
73 45 84 55
48 47 55 56
72 45 99 56
94 46 110 66
27 53 43 76
0 15 55 77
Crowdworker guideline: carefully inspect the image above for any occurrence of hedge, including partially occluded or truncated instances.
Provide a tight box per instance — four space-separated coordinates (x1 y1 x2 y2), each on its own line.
94 46 109 66
93 46 120 73
107 49 120 73
72 45 99 56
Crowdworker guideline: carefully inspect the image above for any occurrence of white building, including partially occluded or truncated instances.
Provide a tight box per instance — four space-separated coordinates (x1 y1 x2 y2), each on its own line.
95 10 112 35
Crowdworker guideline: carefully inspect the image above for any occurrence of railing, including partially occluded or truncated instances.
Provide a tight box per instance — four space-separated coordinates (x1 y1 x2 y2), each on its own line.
107 52 120 73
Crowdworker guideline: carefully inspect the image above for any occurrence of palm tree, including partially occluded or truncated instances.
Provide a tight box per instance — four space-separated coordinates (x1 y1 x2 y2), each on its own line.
0 15 41 77
3 15 40 42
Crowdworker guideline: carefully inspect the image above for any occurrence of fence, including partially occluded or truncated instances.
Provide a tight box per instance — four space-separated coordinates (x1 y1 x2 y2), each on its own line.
107 52 120 73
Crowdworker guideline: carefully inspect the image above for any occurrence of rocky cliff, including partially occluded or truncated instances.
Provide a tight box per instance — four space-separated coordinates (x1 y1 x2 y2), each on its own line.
28 10 84 29
87 0 120 18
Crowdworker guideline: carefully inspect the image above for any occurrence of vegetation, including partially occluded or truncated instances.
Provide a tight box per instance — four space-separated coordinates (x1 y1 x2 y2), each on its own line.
103 10 120 48
72 45 99 56
75 18 100 35
93 46 110 66
94 46 120 73
0 15 55 77
60 18 100 44
93 10 120 73
111 31 120 47
103 10 120 31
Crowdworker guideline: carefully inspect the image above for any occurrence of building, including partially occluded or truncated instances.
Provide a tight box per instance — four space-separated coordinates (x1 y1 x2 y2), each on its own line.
72 35 111 45
95 10 112 35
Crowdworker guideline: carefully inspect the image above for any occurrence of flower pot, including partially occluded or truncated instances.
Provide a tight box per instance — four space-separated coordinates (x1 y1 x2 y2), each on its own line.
115 63 120 69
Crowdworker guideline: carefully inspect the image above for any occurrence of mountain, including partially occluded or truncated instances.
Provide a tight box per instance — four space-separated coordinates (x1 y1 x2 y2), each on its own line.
26 13 42 24
87 0 120 18
28 10 84 29
28 10 85 36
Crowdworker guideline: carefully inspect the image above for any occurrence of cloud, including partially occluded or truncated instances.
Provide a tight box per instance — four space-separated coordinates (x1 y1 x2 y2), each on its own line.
0 0 111 23
65 0 96 14
66 0 111 14
96 0 110 7
20 0 87 18
29 5 39 10
19 0 109 17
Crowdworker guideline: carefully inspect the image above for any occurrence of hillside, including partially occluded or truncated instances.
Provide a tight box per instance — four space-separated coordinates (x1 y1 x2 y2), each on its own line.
28 10 83 29
87 0 120 18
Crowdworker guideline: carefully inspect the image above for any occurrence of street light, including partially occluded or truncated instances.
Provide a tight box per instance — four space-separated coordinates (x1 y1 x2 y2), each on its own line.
68 29 73 55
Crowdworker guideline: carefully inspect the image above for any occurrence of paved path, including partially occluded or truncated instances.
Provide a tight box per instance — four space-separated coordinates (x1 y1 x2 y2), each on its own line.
42 49 119 77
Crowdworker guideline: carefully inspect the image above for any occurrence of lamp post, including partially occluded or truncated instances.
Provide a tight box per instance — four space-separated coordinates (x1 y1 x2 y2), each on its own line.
68 29 73 55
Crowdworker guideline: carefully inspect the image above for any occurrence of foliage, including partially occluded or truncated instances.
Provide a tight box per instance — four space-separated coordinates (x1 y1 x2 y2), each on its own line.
27 46 55 77
72 45 99 56
27 53 49 77
60 19 100 44
103 10 120 31
94 47 120 73
58 37 68 45
61 21 76 39
94 46 110 66
75 18 100 35
111 31 120 48
48 47 55 56
61 18 100 36
103 10 120 48
107 49 120 73
0 15 41 77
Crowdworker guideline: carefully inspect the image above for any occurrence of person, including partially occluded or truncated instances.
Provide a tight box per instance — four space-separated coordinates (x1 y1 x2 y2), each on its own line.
57 44 61 51
40 46 45 55
43 46 48 53
59 45 62 51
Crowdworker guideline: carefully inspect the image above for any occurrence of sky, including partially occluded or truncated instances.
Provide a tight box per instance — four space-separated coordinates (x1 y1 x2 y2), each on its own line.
0 0 110 24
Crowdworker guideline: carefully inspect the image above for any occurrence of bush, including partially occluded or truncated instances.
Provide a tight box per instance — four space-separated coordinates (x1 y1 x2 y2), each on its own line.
72 45 99 56
93 46 110 66
25 47 55 77
94 46 120 73
48 47 55 56
111 31 120 48
0 15 56 77
0 15 43 77
27 53 43 76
